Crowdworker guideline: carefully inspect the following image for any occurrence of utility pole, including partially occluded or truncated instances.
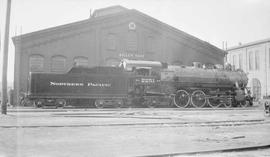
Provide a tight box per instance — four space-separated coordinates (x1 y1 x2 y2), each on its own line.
1 0 12 114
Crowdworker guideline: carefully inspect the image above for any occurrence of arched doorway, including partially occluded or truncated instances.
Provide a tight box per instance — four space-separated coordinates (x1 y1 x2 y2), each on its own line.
252 78 261 100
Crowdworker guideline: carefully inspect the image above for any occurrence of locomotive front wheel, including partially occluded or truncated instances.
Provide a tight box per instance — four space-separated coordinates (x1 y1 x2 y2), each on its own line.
239 101 248 108
95 100 104 109
207 97 221 108
174 90 190 108
224 99 232 108
191 90 206 108
219 103 226 108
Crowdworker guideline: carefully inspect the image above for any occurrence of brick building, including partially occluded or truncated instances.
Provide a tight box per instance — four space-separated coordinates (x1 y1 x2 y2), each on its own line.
227 38 270 99
12 6 225 104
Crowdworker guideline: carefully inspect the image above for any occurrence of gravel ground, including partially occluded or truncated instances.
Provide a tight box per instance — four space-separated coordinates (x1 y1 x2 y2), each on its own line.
0 107 269 157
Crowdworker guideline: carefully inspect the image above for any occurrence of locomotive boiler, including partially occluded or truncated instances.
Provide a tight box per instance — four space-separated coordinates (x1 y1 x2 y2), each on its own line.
120 59 252 108
159 63 251 108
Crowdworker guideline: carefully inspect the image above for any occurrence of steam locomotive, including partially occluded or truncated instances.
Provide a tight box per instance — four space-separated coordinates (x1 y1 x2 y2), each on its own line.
27 59 253 108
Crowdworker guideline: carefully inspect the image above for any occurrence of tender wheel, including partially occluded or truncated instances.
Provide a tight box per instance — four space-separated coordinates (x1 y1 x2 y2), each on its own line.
208 96 222 108
95 100 104 109
147 100 156 108
174 90 190 108
56 99 66 108
21 98 33 106
191 90 206 108
115 99 124 108
34 99 44 108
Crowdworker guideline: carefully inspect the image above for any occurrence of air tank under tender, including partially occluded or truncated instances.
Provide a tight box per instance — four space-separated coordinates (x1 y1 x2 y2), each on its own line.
161 65 248 88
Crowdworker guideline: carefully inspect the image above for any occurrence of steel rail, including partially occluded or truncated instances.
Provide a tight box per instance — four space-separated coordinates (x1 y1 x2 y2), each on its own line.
136 144 270 157
7 107 260 112
1 118 268 128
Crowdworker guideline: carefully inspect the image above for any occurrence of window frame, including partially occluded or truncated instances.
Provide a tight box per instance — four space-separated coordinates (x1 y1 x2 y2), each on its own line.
51 55 67 72
238 53 243 70
255 50 260 70
74 56 89 67
126 31 138 52
106 33 117 51
249 51 254 71
29 54 45 72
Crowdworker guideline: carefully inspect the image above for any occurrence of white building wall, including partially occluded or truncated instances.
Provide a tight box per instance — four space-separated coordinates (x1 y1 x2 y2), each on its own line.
266 42 270 96
227 41 270 99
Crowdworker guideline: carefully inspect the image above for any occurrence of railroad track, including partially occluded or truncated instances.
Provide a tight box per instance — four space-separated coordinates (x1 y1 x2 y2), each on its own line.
2 107 268 128
7 106 261 113
2 108 269 156
137 144 270 157
1 118 269 128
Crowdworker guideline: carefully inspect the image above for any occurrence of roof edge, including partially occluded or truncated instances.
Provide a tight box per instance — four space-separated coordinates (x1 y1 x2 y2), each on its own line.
12 5 226 56
227 38 270 51
12 18 90 42
130 9 226 56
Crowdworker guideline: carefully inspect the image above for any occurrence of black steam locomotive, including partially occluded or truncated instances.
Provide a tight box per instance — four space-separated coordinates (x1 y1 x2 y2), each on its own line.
27 59 253 108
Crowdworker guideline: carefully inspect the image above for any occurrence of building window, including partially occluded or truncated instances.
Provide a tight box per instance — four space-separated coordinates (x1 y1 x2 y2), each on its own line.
249 51 254 70
29 55 44 72
107 34 116 50
146 36 154 53
252 78 261 100
126 31 137 52
74 56 88 67
232 55 237 68
238 53 243 70
51 55 66 72
255 50 260 70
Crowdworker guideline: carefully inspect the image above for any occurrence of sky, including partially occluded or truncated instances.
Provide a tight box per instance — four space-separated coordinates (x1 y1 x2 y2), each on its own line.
1 0 270 84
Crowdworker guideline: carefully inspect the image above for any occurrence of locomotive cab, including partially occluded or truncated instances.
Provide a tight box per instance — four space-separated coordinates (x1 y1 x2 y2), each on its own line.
120 59 170 107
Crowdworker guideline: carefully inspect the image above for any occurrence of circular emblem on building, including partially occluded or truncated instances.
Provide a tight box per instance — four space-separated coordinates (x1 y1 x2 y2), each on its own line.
128 22 136 30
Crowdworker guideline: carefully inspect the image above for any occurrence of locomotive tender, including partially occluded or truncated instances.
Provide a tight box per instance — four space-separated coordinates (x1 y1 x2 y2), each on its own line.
27 59 252 108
